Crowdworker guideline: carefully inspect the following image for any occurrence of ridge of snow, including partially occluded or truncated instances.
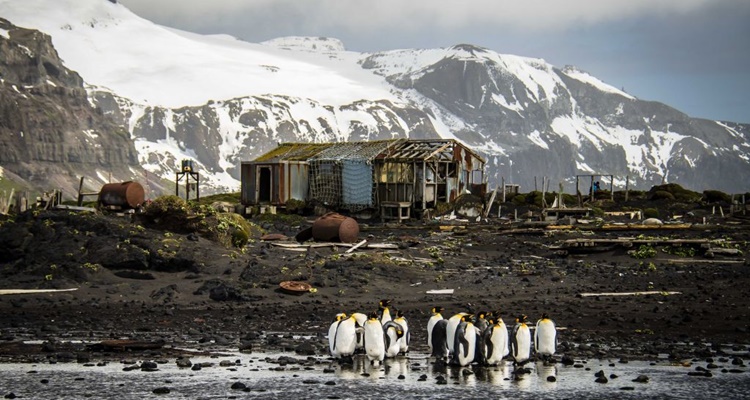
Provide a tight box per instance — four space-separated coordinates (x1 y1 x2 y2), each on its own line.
561 66 635 100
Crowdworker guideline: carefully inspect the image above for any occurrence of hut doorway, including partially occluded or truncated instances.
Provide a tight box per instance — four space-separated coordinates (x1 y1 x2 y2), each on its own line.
258 167 272 203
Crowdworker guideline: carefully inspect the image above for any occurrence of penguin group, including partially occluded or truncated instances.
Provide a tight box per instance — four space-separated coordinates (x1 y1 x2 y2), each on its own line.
327 299 410 365
426 307 557 367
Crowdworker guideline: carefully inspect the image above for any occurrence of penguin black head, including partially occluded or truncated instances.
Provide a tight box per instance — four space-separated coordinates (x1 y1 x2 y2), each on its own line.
334 313 347 321
477 311 488 319
487 316 497 325
461 314 475 322
368 311 379 320
541 313 550 320
396 309 405 319
431 306 445 314
379 299 392 309
517 314 528 324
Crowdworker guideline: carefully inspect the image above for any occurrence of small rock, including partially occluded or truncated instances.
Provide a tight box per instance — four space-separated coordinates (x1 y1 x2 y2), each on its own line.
152 387 170 394
632 375 649 383
230 382 246 390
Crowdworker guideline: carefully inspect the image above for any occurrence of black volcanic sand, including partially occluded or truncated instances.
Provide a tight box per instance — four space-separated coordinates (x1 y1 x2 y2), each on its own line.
0 209 749 364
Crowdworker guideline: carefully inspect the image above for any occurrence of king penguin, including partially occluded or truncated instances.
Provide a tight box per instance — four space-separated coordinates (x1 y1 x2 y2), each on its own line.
451 314 476 367
445 312 468 355
483 315 509 366
393 310 410 354
351 312 368 352
333 315 358 360
534 313 557 359
383 320 405 358
430 319 449 359
426 306 445 355
510 314 531 364
363 312 386 365
378 299 393 325
328 313 347 357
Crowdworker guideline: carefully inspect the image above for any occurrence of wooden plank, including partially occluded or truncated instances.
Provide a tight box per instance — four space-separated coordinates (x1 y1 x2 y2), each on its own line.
579 291 680 297
426 289 455 295
0 288 78 295
345 239 368 253
667 259 745 265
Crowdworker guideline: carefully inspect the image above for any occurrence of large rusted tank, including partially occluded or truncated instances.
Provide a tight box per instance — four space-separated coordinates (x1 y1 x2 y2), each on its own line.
98 181 145 209
311 212 359 243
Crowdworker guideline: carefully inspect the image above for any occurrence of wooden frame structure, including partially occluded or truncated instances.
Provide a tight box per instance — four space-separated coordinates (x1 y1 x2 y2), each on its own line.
240 139 487 217
575 174 614 206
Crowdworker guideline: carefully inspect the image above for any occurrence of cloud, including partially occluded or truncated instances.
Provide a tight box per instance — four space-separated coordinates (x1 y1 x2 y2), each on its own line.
120 0 721 38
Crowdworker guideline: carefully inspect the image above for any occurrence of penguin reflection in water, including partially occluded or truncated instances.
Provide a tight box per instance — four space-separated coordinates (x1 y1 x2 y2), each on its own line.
510 315 532 365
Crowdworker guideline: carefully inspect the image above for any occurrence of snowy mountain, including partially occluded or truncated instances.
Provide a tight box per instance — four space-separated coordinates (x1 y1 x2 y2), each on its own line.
1 0 749 197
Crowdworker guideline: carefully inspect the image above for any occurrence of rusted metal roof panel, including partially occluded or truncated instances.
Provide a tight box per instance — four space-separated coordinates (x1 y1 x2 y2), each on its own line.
253 143 333 162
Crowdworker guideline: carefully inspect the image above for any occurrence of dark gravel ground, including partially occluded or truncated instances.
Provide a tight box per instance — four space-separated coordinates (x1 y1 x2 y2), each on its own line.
1 208 749 364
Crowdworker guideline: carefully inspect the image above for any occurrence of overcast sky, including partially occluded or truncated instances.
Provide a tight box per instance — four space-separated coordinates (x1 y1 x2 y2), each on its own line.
119 0 749 123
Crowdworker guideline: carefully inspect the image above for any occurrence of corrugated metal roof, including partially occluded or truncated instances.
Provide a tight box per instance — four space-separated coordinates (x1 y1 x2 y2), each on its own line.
253 143 333 162
310 139 403 161
251 139 485 164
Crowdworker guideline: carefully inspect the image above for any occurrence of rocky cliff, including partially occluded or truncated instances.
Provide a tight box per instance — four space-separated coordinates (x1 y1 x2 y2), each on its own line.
0 18 157 198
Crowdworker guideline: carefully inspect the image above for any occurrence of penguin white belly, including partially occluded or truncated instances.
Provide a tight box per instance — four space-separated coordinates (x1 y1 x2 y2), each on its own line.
334 318 357 358
511 324 531 363
380 308 392 325
445 313 466 354
385 327 400 357
363 321 385 363
455 322 476 367
427 315 443 353
535 319 557 356
486 323 509 365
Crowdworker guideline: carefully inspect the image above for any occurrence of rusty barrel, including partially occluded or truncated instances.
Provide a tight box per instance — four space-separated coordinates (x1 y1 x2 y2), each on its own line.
99 181 145 209
311 212 359 243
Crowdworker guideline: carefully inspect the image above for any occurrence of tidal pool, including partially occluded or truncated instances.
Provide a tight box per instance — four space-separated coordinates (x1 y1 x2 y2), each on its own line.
0 352 748 399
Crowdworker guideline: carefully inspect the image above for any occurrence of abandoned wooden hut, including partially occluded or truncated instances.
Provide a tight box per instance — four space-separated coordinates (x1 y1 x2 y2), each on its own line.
240 139 486 218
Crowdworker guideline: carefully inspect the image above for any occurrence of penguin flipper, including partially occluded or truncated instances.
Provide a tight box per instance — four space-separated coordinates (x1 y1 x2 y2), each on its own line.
332 320 343 351
460 334 470 358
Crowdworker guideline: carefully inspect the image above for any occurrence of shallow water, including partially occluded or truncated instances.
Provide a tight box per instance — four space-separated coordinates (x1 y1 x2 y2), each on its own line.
0 352 748 399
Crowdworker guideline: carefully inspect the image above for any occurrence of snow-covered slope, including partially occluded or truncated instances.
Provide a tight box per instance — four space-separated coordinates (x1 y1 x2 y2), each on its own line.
1 0 748 194
0 0 396 107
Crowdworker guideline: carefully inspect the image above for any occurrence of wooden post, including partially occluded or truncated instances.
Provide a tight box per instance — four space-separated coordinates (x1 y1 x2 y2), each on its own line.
576 175 582 207
541 176 547 208
625 175 629 202
534 176 538 192
558 182 564 208
502 177 506 203
610 175 614 202
77 176 85 206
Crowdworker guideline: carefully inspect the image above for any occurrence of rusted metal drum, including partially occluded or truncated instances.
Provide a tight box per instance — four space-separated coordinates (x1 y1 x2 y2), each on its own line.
311 212 359 243
99 181 145 209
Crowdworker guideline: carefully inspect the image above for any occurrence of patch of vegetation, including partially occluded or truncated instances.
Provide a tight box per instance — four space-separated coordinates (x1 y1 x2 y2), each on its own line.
702 190 731 204
285 198 307 214
194 192 241 206
631 244 657 259
662 245 696 257
648 183 701 202
254 212 306 227
643 208 660 219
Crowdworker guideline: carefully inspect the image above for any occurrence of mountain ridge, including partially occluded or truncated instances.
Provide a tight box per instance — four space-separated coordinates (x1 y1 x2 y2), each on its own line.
1 0 748 197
